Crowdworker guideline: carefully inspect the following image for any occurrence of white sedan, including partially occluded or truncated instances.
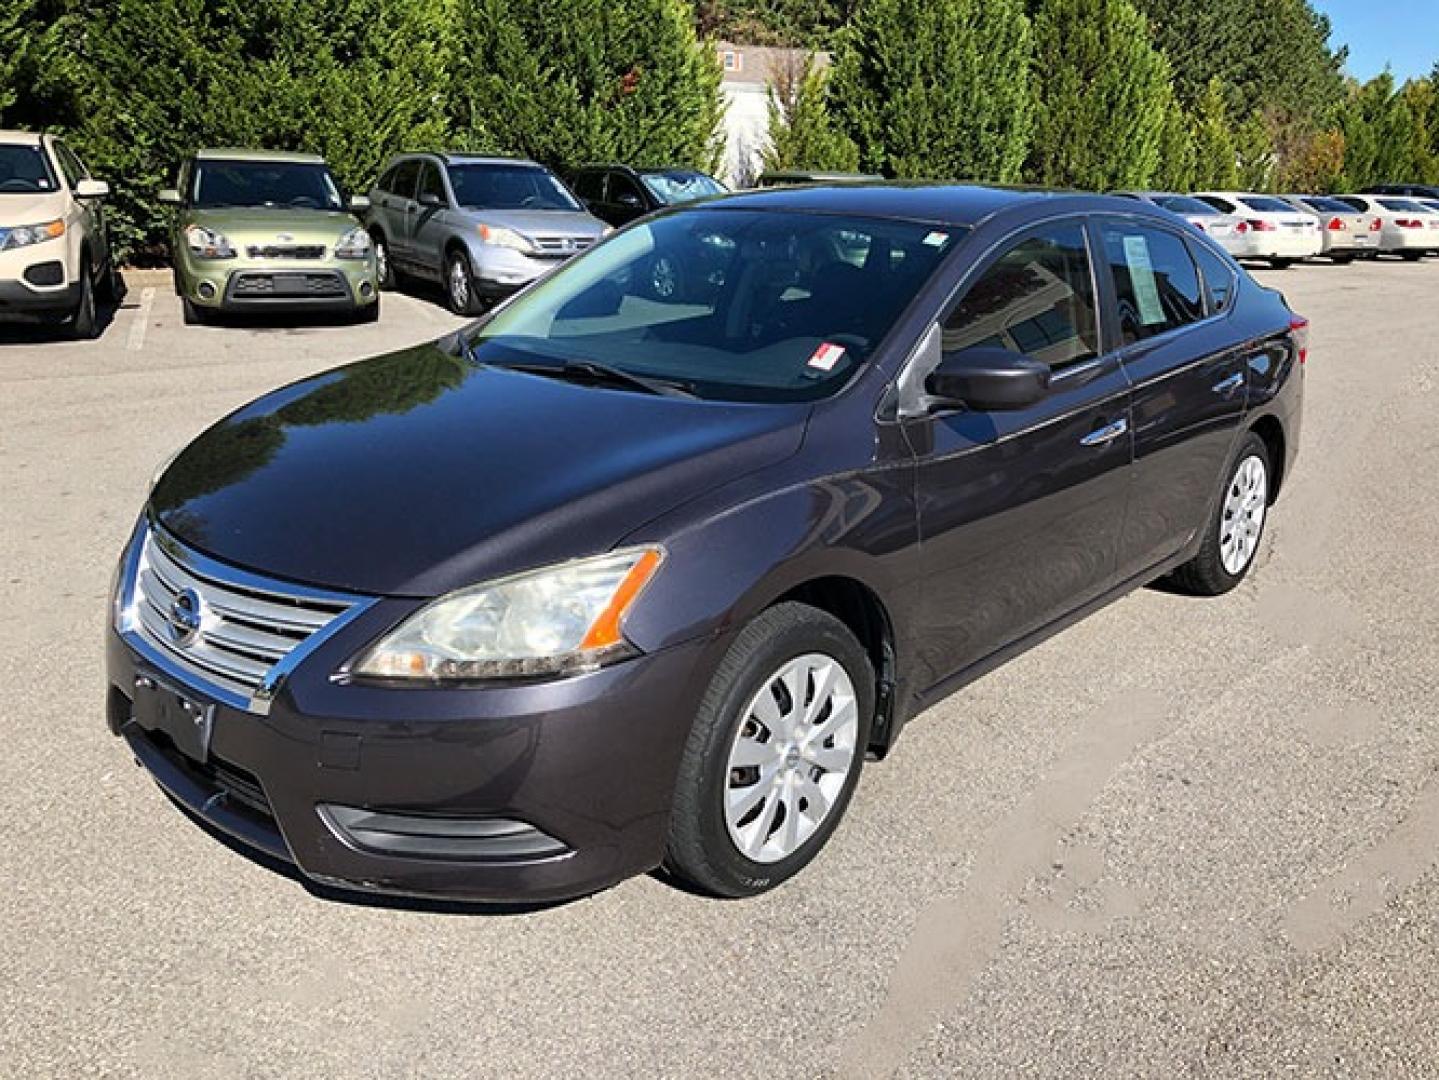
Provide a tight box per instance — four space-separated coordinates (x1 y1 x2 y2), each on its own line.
1334 195 1439 260
1112 192 1251 257
1194 192 1324 267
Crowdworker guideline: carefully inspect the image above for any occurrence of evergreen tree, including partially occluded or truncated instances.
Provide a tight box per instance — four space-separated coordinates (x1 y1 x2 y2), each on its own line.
828 0 1035 181
1027 0 1172 190
1153 91 1197 191
1339 72 1424 188
1234 113 1276 190
450 0 724 171
1190 78 1240 190
761 55 859 174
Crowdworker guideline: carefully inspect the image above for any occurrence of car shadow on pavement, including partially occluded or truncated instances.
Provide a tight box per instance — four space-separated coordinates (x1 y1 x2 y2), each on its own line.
0 277 127 344
166 793 582 917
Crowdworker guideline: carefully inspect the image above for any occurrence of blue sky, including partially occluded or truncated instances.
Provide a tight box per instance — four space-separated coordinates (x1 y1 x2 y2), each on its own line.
1314 0 1436 82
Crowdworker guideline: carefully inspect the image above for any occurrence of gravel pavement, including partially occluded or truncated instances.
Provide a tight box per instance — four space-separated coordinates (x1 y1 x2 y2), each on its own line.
1 261 1436 1078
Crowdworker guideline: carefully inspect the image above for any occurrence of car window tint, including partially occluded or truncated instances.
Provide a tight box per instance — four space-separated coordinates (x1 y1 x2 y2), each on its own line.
1238 195 1294 214
1301 196 1353 214
54 142 90 185
1196 196 1235 213
417 162 446 204
1101 223 1204 343
571 171 603 201
1154 195 1218 216
608 172 644 204
390 160 419 200
942 222 1099 371
1189 240 1236 316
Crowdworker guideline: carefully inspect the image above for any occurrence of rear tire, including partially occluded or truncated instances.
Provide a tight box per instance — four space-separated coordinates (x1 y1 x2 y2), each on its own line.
1401 251 1424 262
664 602 874 898
67 269 98 339
1169 432 1271 597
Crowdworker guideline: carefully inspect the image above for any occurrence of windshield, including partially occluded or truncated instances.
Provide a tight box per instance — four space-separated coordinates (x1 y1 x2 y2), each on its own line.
1300 196 1354 214
467 209 962 403
191 160 343 210
1238 195 1297 214
640 171 727 205
1379 198 1430 213
447 164 580 211
1154 195 1220 215
0 144 59 194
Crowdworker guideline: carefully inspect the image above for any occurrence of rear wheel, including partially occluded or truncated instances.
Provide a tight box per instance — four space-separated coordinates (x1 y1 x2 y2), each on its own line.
664 603 874 897
1331 252 1354 265
1169 432 1271 596
1401 250 1424 262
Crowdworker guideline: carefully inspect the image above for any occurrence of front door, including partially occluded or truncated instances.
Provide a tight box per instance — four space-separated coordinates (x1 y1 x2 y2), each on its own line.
410 162 451 276
904 220 1133 692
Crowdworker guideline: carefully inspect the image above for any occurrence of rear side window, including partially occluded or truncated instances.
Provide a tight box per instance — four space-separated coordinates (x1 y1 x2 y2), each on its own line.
1189 241 1237 315
389 160 419 199
1238 195 1294 214
943 222 1099 371
1335 196 1368 212
1302 197 1353 215
1196 195 1236 213
1100 223 1204 343
1379 198 1428 213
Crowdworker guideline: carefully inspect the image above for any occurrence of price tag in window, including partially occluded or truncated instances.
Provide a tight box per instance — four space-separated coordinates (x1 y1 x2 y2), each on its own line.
1122 235 1166 326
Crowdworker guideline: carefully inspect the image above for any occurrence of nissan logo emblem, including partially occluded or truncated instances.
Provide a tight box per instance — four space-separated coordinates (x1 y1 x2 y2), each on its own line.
168 587 203 646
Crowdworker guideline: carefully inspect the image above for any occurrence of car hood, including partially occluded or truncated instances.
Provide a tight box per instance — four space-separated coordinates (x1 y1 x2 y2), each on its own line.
457 208 607 240
0 190 66 225
150 343 808 597
186 207 361 246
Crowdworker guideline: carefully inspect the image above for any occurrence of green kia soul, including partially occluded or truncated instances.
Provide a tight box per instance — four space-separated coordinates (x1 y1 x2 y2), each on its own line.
161 149 378 324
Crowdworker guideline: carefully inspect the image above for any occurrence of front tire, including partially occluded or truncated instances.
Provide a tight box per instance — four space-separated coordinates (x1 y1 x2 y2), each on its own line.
352 298 380 324
664 603 874 897
1268 257 1294 270
180 296 209 326
67 269 98 339
373 231 397 290
445 249 483 316
1169 432 1271 596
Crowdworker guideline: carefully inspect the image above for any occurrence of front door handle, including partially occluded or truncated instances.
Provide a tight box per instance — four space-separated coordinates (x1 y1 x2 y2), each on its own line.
1212 372 1245 395
1080 418 1129 447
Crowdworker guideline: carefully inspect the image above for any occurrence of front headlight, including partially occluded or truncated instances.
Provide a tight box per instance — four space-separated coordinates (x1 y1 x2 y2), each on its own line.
1 219 65 251
350 548 663 681
184 224 236 259
335 226 372 260
477 223 536 253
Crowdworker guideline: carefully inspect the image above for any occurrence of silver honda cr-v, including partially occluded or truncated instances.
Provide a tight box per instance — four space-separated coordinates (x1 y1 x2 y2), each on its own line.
365 152 608 314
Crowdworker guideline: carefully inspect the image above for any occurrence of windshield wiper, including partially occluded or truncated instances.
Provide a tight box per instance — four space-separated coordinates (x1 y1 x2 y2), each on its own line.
500 358 696 399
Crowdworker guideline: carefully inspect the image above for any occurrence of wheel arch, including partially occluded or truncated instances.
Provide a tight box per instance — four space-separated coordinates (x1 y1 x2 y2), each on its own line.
1249 413 1286 503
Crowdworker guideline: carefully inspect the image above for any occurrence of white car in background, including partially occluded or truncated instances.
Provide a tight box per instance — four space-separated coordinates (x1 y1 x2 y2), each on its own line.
1334 194 1439 261
1112 191 1250 257
1194 191 1323 268
1278 195 1380 263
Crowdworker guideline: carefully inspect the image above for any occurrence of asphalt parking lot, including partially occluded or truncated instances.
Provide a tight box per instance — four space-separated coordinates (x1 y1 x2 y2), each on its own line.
3 260 1438 1078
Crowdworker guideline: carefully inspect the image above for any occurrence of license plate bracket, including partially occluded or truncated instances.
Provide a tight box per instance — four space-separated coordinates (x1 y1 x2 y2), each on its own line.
134 675 215 763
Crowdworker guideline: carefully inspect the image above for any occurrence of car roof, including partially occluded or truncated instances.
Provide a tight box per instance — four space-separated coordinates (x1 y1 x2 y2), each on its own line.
404 152 543 167
707 181 1137 228
195 148 326 164
0 129 44 145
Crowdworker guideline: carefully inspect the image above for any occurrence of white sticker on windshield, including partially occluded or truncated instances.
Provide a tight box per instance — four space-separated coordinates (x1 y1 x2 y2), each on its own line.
923 231 949 247
1123 235 1166 326
807 342 847 371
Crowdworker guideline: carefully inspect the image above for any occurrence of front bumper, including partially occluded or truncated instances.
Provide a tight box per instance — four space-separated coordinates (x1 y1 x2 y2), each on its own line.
178 258 377 312
106 617 717 902
465 241 576 297
0 236 78 319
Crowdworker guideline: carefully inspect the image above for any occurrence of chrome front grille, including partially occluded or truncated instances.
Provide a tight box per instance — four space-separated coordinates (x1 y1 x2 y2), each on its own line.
532 236 594 258
119 525 370 713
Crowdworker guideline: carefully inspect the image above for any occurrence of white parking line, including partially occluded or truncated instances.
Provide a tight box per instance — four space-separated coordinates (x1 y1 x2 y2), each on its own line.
125 287 156 352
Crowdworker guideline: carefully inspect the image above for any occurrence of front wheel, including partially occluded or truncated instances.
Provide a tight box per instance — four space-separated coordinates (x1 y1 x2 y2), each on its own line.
445 249 483 316
1268 257 1294 269
373 232 397 290
664 602 874 897
1169 432 1271 596
1400 251 1424 262
67 269 98 339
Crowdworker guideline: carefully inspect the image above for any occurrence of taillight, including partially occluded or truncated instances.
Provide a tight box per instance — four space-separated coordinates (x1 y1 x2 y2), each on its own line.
1234 220 1250 234
1396 219 1423 229
1370 218 1382 231
1326 217 1345 231
1248 219 1277 232
1289 315 1309 366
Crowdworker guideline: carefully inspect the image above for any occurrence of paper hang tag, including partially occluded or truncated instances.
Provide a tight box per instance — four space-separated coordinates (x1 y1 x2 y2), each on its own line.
807 342 848 371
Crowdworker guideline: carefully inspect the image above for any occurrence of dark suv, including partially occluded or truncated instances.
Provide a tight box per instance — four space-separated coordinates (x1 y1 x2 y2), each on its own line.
568 164 727 228
109 184 1304 903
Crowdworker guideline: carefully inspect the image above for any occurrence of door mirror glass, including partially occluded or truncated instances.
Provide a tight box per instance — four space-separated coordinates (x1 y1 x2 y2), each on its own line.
349 194 370 212
926 346 1051 412
74 178 109 199
158 188 181 206
417 190 444 209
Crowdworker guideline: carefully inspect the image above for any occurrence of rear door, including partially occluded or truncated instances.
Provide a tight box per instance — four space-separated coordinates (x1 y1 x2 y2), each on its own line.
1096 217 1248 578
376 159 419 261
905 218 1134 688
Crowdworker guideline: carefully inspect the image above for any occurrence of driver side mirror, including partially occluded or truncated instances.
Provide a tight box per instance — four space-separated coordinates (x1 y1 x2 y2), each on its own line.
158 188 181 206
925 346 1051 412
349 194 371 212
417 191 444 209
74 179 110 199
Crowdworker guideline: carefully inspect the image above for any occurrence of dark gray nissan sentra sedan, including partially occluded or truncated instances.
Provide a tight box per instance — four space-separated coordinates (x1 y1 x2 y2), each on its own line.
108 184 1305 902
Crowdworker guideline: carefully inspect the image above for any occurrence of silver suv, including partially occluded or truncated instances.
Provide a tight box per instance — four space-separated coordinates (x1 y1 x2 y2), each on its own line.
0 130 117 338
364 153 607 314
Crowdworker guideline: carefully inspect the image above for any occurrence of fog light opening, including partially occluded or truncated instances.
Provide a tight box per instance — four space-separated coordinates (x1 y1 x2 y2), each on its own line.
358 281 374 298
197 281 217 300
318 804 570 862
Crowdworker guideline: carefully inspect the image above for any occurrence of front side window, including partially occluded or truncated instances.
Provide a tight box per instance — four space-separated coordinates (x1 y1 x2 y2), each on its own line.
467 209 963 403
190 160 344 210
607 173 644 205
388 160 420 199
417 162 447 205
0 143 58 194
942 223 1099 371
640 171 727 205
1101 222 1204 343
447 164 581 211
53 141 90 186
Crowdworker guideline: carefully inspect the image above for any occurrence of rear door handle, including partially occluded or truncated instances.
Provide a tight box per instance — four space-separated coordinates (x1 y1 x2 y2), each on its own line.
1080 418 1128 447
1212 373 1245 395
